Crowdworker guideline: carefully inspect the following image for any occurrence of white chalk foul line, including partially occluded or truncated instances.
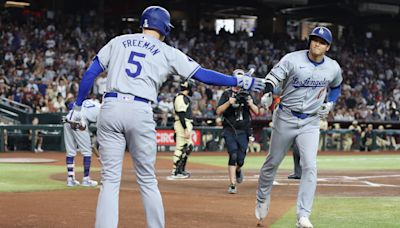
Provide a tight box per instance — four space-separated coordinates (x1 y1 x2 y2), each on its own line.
164 173 400 188
351 174 400 180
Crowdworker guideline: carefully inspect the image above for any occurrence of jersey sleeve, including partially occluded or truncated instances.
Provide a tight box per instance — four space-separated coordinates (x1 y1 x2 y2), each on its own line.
329 61 343 87
168 48 200 80
96 38 115 70
267 54 294 82
174 95 189 113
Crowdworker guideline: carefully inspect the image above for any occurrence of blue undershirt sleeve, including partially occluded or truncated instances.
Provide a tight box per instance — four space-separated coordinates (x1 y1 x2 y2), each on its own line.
327 84 341 103
192 67 237 86
75 57 104 106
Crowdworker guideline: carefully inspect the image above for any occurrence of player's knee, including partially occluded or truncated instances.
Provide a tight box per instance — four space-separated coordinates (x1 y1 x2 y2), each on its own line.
266 155 280 167
186 144 193 156
181 143 190 155
173 149 183 158
237 158 244 167
301 166 317 179
228 152 237 166
102 169 122 183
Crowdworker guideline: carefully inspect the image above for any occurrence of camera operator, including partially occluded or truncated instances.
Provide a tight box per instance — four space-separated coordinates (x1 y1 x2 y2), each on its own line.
216 69 259 194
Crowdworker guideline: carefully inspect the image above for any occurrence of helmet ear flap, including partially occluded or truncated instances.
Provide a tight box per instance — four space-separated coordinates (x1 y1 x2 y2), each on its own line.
165 25 171 36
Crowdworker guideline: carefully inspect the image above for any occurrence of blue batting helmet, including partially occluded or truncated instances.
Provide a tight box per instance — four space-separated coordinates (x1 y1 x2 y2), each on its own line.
309 26 332 44
140 6 174 37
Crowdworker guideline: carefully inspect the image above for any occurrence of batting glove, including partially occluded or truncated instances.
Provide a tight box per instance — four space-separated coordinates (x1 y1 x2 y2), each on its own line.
66 104 86 130
236 75 266 92
317 102 333 118
261 92 273 108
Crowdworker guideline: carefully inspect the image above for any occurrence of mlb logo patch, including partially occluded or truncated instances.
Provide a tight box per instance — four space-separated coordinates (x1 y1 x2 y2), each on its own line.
143 19 149 27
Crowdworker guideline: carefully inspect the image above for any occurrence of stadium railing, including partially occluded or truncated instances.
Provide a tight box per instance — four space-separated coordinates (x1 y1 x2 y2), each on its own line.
0 125 399 152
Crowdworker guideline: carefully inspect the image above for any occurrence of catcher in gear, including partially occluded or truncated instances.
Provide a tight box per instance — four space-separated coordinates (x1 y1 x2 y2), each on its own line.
171 81 194 179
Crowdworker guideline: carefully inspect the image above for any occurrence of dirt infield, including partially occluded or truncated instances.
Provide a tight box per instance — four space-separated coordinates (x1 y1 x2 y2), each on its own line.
0 151 399 228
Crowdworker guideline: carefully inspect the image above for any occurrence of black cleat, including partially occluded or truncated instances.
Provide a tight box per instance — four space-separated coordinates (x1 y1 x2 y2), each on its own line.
287 173 301 179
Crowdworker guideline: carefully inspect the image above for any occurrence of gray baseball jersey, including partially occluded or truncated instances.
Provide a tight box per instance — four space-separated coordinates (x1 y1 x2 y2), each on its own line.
257 50 342 220
95 33 200 228
96 33 200 103
64 99 101 157
271 50 342 113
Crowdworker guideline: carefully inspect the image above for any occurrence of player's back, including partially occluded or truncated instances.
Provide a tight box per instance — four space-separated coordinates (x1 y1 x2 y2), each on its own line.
97 33 172 103
97 33 199 103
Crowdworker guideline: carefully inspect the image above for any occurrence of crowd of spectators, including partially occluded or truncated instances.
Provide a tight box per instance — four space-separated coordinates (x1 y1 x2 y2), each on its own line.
0 10 399 127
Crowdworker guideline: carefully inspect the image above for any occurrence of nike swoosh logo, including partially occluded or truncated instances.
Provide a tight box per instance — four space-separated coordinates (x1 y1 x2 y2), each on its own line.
299 66 306 69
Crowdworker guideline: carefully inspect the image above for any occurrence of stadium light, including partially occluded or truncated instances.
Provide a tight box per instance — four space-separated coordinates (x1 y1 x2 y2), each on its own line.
4 1 30 8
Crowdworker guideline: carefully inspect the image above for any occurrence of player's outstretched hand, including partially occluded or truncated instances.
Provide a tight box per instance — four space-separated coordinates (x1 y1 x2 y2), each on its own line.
261 92 273 108
318 102 333 118
236 75 266 92
66 104 85 130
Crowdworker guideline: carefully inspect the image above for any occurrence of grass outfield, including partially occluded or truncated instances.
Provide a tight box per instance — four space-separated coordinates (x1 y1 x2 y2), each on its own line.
181 154 400 170
0 164 97 192
271 197 400 228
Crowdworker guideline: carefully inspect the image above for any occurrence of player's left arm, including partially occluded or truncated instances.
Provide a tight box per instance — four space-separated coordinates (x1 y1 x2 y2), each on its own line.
327 84 341 103
318 65 343 117
168 48 264 92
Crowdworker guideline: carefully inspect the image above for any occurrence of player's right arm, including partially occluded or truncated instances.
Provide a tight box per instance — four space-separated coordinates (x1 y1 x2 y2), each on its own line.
264 55 293 93
67 38 113 125
74 38 114 107
75 57 104 106
261 55 293 107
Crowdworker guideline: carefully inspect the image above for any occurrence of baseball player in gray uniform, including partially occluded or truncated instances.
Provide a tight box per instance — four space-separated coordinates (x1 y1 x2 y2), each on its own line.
64 98 101 187
255 27 342 228
67 6 265 228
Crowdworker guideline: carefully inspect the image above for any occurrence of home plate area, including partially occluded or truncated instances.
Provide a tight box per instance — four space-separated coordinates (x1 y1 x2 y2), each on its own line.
164 170 400 188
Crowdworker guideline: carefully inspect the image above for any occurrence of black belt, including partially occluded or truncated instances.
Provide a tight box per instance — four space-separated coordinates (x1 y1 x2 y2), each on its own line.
279 104 313 119
104 92 150 104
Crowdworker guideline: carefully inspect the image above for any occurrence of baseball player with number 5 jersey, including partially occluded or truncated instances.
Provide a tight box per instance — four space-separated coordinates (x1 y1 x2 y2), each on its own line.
255 27 342 228
67 6 265 228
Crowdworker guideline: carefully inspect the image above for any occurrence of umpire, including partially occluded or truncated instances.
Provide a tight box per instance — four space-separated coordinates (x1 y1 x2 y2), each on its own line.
171 81 194 179
216 69 259 194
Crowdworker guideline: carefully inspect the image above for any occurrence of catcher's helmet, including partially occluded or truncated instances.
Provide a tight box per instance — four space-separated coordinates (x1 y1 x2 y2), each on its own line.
309 26 332 45
180 80 193 91
140 6 174 37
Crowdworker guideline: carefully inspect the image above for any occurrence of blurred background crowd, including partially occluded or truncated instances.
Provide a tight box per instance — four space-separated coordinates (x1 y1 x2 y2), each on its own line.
0 10 399 126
